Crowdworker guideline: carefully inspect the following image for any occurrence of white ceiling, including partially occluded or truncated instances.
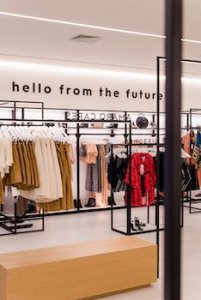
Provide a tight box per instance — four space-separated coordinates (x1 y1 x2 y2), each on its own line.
0 0 201 75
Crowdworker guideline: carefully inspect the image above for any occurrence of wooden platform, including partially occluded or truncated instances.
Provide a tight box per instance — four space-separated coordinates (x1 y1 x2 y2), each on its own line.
0 237 157 300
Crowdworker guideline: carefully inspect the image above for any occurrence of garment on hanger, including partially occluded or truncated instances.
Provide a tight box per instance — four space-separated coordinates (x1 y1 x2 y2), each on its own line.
0 137 13 178
83 143 108 207
107 153 128 192
181 130 195 165
125 152 156 206
39 142 74 211
95 145 108 207
85 146 102 192
80 143 98 164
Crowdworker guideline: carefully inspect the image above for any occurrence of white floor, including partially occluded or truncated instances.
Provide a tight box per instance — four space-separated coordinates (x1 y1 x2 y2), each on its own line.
1 205 201 299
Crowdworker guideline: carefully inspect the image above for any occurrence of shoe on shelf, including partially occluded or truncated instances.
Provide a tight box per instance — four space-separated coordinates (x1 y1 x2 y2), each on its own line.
85 198 96 207
134 217 144 231
73 199 83 209
108 196 116 206
130 221 137 231
134 216 146 227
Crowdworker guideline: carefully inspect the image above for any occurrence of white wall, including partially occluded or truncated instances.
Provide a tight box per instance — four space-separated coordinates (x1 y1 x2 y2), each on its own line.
0 61 164 112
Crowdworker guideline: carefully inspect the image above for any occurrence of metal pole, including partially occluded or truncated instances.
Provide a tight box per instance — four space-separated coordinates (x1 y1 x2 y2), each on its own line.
127 122 132 234
165 0 182 299
156 56 161 278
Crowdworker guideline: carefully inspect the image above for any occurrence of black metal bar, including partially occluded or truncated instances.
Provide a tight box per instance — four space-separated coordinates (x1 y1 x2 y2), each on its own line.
124 111 128 143
111 145 114 230
0 99 44 104
112 226 166 236
112 228 132 235
21 108 25 121
165 1 182 299
45 205 127 217
147 206 150 223
181 195 184 227
14 202 17 234
156 56 161 278
41 102 44 121
157 56 201 65
12 101 16 120
127 122 132 234
42 209 45 231
0 118 131 123
186 112 189 131
76 110 80 212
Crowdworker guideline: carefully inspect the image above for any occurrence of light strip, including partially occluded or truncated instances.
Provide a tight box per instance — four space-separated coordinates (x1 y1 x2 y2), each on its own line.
181 38 201 45
0 11 166 39
0 11 200 44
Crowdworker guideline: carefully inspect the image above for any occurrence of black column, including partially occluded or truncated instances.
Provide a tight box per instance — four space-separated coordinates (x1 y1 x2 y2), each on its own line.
165 0 182 300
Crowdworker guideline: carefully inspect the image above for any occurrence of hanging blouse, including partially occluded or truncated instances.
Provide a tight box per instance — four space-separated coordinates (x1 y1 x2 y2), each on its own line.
0 137 13 178
125 152 156 206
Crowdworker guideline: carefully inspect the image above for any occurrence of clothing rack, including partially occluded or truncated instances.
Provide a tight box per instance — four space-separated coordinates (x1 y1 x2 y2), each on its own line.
185 108 201 213
0 204 44 236
156 56 199 277
110 141 166 235
0 105 134 227
0 100 45 235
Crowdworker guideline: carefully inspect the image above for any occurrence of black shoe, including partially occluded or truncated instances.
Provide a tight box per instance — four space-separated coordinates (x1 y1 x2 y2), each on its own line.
10 217 25 224
134 217 146 227
130 221 137 231
134 217 143 231
85 198 96 207
74 199 83 208
108 196 116 206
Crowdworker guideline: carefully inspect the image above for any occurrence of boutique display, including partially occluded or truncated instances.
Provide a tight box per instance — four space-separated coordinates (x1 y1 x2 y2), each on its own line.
0 102 195 239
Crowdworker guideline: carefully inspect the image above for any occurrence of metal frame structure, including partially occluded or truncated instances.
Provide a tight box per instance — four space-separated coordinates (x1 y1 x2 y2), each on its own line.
0 100 45 235
187 108 201 213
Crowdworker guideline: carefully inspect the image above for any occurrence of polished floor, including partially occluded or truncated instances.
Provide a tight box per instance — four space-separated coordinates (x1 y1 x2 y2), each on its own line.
0 205 201 299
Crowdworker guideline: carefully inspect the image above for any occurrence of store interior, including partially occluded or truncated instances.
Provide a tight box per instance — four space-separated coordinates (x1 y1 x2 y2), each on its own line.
0 1 201 299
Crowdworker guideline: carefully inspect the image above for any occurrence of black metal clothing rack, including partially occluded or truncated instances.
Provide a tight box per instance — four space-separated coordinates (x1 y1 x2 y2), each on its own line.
0 100 45 235
186 108 201 213
0 98 188 239
0 204 45 236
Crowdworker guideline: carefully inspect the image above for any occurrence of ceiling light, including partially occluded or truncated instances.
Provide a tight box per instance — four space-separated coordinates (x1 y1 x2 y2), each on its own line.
1 11 201 45
0 11 165 39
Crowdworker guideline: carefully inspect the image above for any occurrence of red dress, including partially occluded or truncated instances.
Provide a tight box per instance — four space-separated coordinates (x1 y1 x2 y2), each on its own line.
125 153 156 206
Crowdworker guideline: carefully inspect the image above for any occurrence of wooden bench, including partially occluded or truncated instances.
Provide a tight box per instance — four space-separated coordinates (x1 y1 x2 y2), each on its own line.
0 237 157 300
